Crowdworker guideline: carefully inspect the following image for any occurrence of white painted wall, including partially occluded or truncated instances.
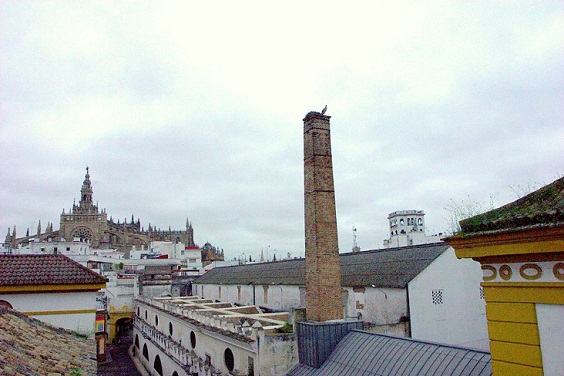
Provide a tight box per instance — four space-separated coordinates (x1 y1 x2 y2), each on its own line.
12 239 93 256
196 251 488 349
343 287 407 329
408 248 489 350
135 330 189 376
198 282 411 336
536 303 564 376
105 282 135 313
198 283 302 312
0 291 98 336
136 302 259 375
149 241 202 265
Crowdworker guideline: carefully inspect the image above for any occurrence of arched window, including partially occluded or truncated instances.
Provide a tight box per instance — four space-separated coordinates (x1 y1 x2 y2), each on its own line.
172 372 179 376
145 310 147 320
169 322 173 336
137 307 140 316
155 314 159 326
154 355 163 376
224 348 235 372
142 344 149 360
190 331 196 349
135 334 139 349
0 300 13 309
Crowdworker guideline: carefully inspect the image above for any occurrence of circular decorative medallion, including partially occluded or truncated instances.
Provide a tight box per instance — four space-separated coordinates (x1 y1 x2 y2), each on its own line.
499 265 512 281
553 263 564 281
519 264 542 280
481 265 497 281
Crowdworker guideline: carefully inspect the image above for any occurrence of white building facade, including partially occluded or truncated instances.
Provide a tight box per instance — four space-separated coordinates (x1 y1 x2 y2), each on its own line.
408 248 489 349
0 254 107 337
133 296 297 376
383 210 443 248
194 243 489 350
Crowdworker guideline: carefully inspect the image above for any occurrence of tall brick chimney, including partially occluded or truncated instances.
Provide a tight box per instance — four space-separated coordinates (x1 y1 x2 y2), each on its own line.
303 110 343 322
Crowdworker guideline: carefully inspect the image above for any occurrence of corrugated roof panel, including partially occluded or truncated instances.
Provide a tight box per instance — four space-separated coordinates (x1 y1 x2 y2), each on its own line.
286 330 492 376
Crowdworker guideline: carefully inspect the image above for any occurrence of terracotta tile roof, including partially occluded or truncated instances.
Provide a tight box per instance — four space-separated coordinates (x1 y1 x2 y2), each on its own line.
0 254 108 286
459 176 564 234
0 307 96 375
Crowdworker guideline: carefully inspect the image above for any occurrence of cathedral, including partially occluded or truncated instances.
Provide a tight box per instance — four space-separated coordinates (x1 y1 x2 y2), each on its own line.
5 168 197 251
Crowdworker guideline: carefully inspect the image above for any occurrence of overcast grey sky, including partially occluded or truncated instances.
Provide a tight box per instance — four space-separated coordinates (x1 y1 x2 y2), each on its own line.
1 2 562 260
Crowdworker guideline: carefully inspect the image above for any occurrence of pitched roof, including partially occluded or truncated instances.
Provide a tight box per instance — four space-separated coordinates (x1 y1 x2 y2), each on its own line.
0 307 96 375
459 176 564 234
286 330 492 376
195 243 450 288
0 254 107 286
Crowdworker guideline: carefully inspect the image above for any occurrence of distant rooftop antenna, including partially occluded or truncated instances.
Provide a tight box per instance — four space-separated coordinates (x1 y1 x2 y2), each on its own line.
352 226 360 252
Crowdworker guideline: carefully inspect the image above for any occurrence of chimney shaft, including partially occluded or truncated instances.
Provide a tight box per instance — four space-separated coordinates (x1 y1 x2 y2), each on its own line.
303 110 343 322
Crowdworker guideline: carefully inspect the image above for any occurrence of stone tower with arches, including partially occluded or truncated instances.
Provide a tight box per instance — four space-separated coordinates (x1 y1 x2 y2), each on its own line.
56 167 196 250
59 167 110 248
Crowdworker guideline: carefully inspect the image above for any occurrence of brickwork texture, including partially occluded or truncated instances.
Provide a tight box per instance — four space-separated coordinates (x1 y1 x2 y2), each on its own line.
303 111 343 322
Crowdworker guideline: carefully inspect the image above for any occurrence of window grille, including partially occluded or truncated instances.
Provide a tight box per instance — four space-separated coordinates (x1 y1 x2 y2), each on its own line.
479 287 485 300
432 289 443 305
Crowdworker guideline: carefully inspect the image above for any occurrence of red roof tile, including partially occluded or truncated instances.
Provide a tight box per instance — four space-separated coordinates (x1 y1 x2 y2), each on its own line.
0 307 96 374
0 254 108 286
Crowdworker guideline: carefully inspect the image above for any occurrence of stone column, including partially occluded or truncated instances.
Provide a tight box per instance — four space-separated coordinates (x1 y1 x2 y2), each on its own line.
303 110 343 322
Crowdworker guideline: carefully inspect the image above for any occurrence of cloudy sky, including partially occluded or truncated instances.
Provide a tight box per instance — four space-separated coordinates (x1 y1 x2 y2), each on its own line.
1 1 562 260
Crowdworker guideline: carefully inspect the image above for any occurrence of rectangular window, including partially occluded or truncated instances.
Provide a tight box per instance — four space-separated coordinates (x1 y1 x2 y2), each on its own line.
205 354 211 366
237 286 242 301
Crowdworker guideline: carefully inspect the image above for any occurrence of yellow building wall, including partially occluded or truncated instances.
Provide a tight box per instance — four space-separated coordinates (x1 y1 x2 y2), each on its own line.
108 304 134 343
447 228 564 376
482 283 564 375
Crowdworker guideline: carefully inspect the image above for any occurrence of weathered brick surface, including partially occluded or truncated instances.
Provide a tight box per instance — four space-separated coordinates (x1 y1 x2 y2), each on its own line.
303 111 343 322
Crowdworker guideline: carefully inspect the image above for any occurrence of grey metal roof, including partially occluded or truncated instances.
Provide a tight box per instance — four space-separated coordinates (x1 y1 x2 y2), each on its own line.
194 242 449 288
286 330 492 376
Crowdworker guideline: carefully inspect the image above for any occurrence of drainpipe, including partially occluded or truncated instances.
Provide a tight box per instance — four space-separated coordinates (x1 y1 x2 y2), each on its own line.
405 283 412 337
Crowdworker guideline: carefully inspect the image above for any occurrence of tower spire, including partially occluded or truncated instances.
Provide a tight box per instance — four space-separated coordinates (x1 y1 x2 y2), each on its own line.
80 166 93 208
